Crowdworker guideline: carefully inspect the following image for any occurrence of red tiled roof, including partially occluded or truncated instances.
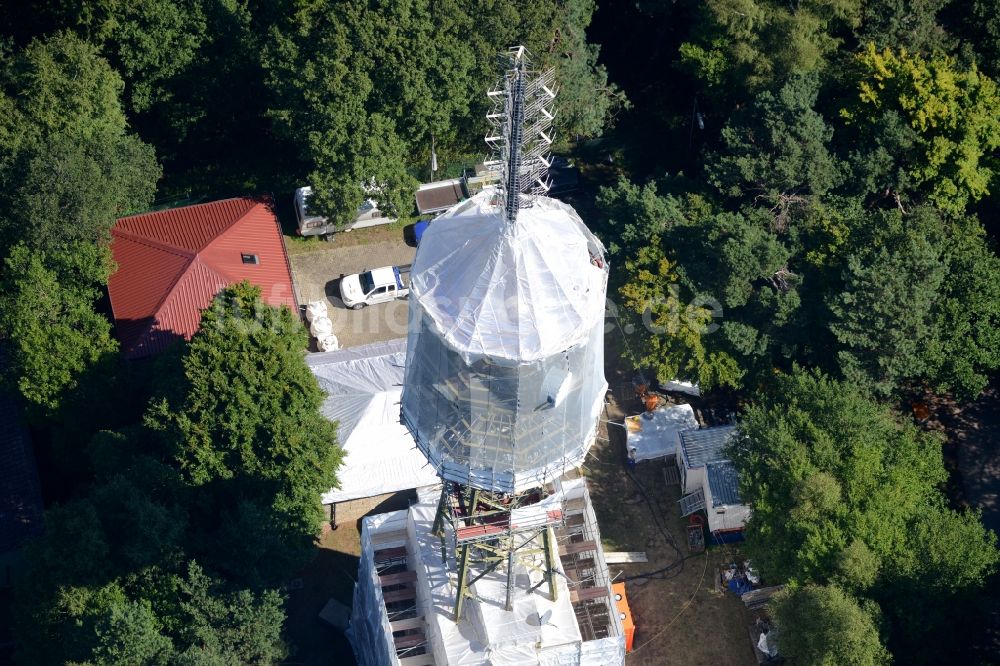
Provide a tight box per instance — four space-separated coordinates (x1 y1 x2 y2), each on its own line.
109 197 298 359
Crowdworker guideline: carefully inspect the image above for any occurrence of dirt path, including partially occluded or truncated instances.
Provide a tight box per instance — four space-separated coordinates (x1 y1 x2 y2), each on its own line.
593 380 757 666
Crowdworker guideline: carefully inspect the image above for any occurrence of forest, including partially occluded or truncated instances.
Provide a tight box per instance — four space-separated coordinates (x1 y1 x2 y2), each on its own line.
0 1 997 664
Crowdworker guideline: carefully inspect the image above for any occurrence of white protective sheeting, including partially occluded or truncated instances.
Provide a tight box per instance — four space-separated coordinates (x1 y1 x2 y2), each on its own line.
350 510 407 666
661 379 700 396
625 404 699 462
309 339 439 504
401 191 610 494
410 191 608 362
387 480 623 665
351 479 624 665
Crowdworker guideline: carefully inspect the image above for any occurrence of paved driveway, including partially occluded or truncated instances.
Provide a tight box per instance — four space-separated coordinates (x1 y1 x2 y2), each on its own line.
290 240 416 349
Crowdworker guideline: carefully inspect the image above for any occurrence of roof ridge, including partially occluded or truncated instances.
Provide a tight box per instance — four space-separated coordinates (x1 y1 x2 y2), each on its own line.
116 196 267 254
112 227 197 259
119 256 229 356
154 255 229 318
196 198 263 253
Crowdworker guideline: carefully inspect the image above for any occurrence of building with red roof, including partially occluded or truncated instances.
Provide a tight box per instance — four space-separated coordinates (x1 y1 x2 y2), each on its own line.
109 196 298 359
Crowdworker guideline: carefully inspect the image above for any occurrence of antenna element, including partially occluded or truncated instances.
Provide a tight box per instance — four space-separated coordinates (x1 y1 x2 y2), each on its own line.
485 46 557 224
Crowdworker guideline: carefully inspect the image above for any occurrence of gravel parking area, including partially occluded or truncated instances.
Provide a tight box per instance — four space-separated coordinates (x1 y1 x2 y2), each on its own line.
289 239 416 349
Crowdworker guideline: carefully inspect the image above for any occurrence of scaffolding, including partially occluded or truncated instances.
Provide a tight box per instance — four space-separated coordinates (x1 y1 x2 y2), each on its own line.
350 479 624 666
431 482 564 620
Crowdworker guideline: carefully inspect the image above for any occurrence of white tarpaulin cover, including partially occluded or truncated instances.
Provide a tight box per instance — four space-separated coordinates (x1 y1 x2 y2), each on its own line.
350 478 624 666
308 339 439 504
401 192 610 494
409 191 607 361
625 404 699 462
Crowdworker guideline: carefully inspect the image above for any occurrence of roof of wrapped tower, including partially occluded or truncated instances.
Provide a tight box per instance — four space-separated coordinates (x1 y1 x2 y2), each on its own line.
410 190 608 361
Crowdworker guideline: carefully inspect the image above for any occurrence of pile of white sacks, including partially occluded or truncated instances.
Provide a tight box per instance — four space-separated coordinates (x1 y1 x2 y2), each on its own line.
306 301 340 352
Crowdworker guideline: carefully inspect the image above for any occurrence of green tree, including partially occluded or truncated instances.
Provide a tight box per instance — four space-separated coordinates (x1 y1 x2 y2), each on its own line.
264 0 620 222
6 132 159 257
829 207 1000 398
0 32 159 413
732 368 997 587
771 584 890 666
0 32 128 151
75 0 209 114
678 0 861 94
147 282 341 584
855 0 953 55
842 44 1000 215
617 242 742 389
173 561 287 665
827 211 946 397
0 244 118 412
707 74 843 200
88 598 173 666
731 368 998 662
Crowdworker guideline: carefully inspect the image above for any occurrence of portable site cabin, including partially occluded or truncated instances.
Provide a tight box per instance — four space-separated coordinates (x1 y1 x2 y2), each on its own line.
294 185 396 237
677 425 737 496
309 339 439 525
703 460 750 536
676 425 749 539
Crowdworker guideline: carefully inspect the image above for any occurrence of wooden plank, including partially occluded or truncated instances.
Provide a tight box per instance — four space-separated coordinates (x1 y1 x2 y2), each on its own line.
604 551 648 564
456 523 505 541
379 570 418 586
570 586 610 603
382 587 416 604
374 546 407 564
390 616 424 633
565 513 586 527
741 585 784 609
394 631 425 649
558 539 597 556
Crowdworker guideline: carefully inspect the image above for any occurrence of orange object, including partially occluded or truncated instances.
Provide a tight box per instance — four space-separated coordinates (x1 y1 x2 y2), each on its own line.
644 394 659 412
612 582 635 653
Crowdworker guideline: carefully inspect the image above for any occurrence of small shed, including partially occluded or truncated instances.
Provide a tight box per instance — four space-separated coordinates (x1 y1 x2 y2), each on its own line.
677 425 749 539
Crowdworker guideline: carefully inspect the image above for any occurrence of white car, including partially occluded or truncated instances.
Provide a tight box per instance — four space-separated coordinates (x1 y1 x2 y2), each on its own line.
339 265 411 309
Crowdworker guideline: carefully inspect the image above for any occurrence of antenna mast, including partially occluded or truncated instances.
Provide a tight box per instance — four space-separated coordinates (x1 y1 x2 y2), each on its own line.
485 46 557 224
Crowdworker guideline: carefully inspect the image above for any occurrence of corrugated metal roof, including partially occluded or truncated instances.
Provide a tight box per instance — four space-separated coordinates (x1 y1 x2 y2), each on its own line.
0 394 44 553
706 460 743 507
109 197 298 359
679 425 737 468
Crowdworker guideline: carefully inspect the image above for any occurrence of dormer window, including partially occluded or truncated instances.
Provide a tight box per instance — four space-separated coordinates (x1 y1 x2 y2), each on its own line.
241 253 259 265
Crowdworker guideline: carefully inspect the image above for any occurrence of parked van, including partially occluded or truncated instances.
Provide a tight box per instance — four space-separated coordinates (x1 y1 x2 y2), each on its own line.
294 185 396 238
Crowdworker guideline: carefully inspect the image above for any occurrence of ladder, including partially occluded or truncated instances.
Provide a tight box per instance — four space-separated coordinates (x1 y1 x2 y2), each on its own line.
679 487 706 516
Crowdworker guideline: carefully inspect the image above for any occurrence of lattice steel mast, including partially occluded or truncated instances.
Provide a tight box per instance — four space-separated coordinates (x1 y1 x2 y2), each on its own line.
485 46 557 224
